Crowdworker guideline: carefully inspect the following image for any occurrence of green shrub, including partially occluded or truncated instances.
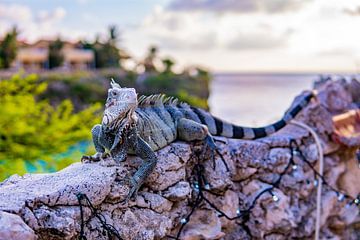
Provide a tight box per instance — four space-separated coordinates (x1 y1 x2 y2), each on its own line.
0 73 101 180
143 71 210 109
176 90 208 109
36 69 210 111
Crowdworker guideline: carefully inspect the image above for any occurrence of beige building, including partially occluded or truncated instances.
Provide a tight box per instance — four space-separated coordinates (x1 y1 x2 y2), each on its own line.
16 47 48 70
15 40 95 70
62 48 94 69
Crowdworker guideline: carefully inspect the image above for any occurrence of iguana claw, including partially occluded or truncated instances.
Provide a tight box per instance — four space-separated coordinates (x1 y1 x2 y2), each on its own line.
201 135 229 171
120 177 140 204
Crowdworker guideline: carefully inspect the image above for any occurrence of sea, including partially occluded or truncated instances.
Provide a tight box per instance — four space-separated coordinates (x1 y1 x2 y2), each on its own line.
208 73 318 126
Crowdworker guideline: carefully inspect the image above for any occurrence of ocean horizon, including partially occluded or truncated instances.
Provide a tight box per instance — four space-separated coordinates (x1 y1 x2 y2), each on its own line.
208 73 328 126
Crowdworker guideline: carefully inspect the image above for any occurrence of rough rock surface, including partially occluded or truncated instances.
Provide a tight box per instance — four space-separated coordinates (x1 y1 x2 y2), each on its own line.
0 80 359 239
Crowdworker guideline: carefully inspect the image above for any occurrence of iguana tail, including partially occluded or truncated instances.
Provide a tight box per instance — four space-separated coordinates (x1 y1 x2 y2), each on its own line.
191 90 316 140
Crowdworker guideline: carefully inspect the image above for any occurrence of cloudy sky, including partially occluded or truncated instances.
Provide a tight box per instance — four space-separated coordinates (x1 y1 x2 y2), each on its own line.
1 0 360 72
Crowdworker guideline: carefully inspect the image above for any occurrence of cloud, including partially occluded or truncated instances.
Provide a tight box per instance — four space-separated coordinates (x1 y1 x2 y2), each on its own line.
123 0 360 72
2 0 359 72
168 0 256 13
227 32 287 50
154 31 218 50
343 6 360 16
134 5 293 52
317 47 356 57
36 7 66 23
0 3 90 42
0 3 32 22
168 0 311 14
76 0 91 4
137 6 219 50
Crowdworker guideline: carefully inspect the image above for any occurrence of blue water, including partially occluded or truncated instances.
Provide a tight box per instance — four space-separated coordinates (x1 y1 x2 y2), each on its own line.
25 141 90 173
209 73 317 126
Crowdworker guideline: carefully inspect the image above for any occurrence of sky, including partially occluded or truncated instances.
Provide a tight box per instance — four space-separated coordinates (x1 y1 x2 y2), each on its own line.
1 0 360 73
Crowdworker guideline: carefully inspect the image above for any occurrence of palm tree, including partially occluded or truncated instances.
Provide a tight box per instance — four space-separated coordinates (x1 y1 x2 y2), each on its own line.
162 58 175 73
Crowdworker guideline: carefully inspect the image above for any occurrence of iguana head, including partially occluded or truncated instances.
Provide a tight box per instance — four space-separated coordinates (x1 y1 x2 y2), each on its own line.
102 79 138 130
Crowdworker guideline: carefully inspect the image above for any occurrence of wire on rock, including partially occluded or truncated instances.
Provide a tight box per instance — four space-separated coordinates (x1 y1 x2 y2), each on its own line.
167 133 359 239
167 140 299 239
291 120 323 240
76 193 122 240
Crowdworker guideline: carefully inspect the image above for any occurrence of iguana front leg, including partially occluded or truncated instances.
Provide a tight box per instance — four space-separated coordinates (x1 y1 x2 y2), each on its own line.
177 118 223 169
177 118 209 142
177 118 217 149
125 133 158 202
82 124 109 162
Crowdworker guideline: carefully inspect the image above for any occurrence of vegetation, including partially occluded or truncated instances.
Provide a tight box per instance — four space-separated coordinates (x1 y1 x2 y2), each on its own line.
162 58 175 73
0 74 101 180
140 46 210 109
48 38 64 69
31 46 211 112
143 46 158 72
0 27 18 69
0 67 209 180
34 66 210 112
82 25 121 68
141 71 209 109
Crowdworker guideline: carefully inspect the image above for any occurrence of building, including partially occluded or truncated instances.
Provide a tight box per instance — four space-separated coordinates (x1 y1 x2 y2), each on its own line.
16 47 48 70
62 48 94 69
15 40 95 70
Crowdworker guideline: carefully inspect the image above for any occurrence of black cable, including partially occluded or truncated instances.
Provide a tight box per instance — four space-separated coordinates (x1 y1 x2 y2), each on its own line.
167 138 359 239
76 193 122 240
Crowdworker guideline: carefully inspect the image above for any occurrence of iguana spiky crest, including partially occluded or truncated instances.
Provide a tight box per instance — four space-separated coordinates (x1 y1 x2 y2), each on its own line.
137 94 179 107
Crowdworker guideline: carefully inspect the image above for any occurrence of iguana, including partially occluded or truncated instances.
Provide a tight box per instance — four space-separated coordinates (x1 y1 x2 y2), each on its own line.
82 80 315 202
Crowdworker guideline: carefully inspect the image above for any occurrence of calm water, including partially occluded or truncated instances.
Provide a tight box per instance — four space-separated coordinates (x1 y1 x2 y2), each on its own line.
209 73 317 126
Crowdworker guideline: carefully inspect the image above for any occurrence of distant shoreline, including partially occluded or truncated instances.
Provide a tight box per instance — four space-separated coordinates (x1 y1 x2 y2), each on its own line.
213 71 356 76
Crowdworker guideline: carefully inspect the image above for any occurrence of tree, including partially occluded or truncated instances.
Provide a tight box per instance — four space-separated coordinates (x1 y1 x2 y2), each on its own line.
83 26 121 68
0 74 101 179
101 42 120 68
109 25 119 44
143 46 158 72
102 25 121 68
0 27 18 69
162 58 175 73
48 38 64 69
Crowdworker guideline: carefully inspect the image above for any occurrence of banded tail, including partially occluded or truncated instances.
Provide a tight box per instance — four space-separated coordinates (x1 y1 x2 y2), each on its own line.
189 91 315 140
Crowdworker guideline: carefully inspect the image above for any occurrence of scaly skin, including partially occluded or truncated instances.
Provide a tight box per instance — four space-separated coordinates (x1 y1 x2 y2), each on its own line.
83 79 315 202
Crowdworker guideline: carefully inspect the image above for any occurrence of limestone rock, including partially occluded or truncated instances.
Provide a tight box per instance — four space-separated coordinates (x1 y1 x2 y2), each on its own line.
139 192 173 213
142 143 192 191
181 210 224 240
0 80 358 239
163 181 191 201
0 211 36 240
317 81 352 113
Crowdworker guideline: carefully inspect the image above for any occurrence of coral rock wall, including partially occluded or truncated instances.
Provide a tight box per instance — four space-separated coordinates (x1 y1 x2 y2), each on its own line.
0 80 359 240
